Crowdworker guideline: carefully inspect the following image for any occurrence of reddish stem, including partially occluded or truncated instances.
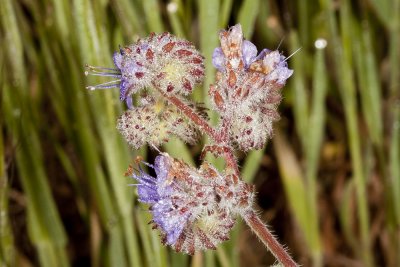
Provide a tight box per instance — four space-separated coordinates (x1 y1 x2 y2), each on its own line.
158 90 241 176
223 146 240 176
157 91 219 141
243 210 298 267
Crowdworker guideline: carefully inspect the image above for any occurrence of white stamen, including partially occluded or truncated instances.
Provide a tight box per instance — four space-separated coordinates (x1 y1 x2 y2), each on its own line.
151 144 162 153
85 64 119 72
86 72 121 78
276 37 285 50
283 47 302 62
86 79 120 90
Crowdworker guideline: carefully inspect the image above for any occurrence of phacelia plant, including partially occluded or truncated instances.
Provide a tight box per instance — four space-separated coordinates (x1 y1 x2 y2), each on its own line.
86 24 297 267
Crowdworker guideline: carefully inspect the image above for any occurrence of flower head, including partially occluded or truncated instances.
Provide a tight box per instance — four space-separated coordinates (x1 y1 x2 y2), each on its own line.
132 153 254 254
209 24 293 151
86 32 205 109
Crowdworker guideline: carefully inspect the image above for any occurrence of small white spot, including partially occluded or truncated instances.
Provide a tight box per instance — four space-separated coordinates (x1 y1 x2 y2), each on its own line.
314 38 327 49
230 58 240 69
84 71 89 76
86 86 96 91
167 2 178 13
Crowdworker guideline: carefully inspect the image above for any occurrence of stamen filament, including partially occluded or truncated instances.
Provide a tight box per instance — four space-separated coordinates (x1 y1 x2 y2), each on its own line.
85 72 122 78
86 79 121 90
86 85 120 90
85 64 120 72
283 47 302 62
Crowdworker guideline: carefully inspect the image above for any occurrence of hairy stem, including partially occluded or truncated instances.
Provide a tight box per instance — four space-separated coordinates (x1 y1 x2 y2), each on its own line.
243 210 298 267
157 89 241 176
223 146 240 176
156 89 219 141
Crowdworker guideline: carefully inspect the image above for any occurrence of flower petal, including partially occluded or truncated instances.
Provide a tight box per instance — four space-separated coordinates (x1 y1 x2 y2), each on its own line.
254 48 270 61
125 96 133 109
113 52 123 69
152 200 190 244
212 47 225 72
119 79 133 101
154 155 174 197
268 66 294 85
263 51 293 85
137 184 159 203
242 40 258 68
262 50 281 70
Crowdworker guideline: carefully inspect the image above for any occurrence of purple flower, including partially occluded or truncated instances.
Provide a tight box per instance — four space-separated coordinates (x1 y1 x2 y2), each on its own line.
133 155 187 244
131 153 247 254
211 24 293 86
212 40 265 71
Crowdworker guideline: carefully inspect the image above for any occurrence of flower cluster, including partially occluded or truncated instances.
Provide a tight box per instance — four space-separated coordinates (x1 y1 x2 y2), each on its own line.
210 24 293 151
132 153 253 254
86 24 296 265
86 32 204 109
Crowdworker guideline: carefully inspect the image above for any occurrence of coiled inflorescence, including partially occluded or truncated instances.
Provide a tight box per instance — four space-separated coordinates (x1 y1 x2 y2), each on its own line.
116 94 203 149
132 153 254 254
210 24 293 151
86 32 205 109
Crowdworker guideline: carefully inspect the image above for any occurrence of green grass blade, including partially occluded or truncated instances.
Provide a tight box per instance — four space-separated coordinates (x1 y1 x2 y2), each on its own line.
273 131 310 249
255 0 277 45
198 0 225 172
367 0 391 27
289 31 309 145
199 0 220 108
304 48 328 267
237 0 260 38
297 0 310 47
219 0 233 27
164 138 195 166
171 251 188 267
389 0 400 230
110 0 144 38
136 208 160 267
205 251 216 267
0 0 27 89
338 1 372 265
143 0 164 33
390 105 400 226
0 115 15 267
242 149 265 183
167 1 186 38
353 22 383 147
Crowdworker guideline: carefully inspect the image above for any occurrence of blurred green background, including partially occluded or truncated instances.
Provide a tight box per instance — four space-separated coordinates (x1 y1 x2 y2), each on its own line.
1 0 399 266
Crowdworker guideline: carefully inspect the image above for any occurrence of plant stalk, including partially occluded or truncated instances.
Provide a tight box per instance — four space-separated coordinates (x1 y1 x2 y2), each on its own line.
243 210 298 267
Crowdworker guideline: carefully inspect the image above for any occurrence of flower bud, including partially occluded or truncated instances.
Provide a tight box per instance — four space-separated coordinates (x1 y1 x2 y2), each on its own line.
116 98 201 149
